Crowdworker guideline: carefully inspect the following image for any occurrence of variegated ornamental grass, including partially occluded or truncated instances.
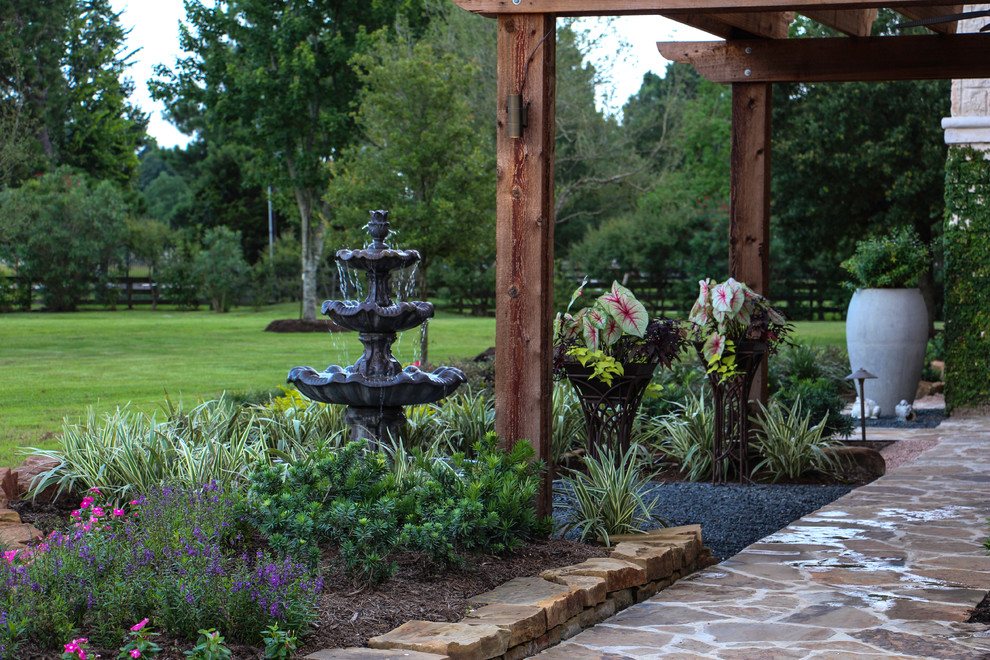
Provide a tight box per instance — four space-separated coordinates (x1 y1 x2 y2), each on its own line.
557 443 667 547
649 391 726 483
751 399 841 482
25 395 348 504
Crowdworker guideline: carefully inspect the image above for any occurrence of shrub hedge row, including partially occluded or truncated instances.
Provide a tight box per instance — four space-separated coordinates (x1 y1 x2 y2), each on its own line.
944 147 990 411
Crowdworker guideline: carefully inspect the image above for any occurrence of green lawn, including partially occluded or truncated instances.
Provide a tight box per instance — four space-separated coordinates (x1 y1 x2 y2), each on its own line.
0 305 847 466
0 303 496 465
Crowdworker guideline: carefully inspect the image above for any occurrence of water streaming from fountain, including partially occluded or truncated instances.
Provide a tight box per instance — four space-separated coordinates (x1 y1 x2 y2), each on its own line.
287 210 466 446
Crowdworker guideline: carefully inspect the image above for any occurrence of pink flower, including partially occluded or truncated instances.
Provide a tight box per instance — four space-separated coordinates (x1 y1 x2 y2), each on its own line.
130 650 140 658
131 618 149 632
113 508 125 517
129 499 141 505
79 651 87 659
80 497 94 509
88 487 102 494
64 642 78 653
71 510 81 519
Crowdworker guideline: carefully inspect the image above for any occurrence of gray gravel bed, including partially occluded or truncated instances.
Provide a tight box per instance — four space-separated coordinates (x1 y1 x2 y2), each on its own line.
554 480 855 562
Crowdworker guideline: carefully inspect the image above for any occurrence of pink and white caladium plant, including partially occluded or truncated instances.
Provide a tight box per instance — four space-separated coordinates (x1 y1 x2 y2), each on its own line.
558 280 650 350
554 280 686 383
689 277 790 380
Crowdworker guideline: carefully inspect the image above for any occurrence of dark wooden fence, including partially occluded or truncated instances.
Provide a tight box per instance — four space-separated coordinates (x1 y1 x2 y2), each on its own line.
1 276 169 310
2 273 851 320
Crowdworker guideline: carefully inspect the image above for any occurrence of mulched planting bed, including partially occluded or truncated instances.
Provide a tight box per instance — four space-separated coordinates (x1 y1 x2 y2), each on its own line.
8 442 892 657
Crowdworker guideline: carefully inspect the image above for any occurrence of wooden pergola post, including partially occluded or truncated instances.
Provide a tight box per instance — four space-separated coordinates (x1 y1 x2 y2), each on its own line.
729 82 772 403
494 13 556 517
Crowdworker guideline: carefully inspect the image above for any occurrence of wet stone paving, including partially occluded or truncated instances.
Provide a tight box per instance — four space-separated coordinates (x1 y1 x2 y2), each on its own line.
534 418 990 659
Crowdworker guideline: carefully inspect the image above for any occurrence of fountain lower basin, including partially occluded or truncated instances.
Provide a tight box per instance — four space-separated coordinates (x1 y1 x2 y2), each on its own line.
288 364 466 408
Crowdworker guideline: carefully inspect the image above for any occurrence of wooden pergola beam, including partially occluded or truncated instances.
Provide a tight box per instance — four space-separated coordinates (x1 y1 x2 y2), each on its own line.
670 11 794 38
659 33 990 83
802 8 877 35
451 0 962 17
894 5 960 33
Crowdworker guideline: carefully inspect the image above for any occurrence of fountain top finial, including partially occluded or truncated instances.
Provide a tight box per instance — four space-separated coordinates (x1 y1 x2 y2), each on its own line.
368 210 390 250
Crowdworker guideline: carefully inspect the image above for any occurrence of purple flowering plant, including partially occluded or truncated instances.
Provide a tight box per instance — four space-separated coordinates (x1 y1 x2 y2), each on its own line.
0 481 321 653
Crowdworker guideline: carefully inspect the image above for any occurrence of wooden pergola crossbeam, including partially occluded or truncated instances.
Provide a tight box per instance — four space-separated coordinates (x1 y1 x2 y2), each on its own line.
659 33 990 82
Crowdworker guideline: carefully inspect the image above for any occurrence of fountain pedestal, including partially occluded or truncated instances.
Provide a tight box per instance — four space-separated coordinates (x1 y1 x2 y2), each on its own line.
287 210 466 446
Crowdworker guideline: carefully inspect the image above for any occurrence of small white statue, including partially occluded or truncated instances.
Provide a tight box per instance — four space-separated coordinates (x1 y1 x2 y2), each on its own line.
851 397 881 419
895 400 916 422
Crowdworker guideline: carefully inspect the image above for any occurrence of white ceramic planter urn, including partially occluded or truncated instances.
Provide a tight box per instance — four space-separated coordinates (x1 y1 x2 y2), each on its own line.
846 288 928 418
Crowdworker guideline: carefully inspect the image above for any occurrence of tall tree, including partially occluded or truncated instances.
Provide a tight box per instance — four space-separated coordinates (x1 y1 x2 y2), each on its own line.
329 29 492 364
0 0 147 186
570 64 731 302
772 12 949 323
152 0 420 321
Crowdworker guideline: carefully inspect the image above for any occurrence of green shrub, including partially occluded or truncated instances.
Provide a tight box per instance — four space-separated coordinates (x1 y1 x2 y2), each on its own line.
0 168 127 311
245 434 549 586
556 444 667 546
194 226 248 313
944 147 990 410
159 236 201 310
769 344 853 439
773 377 852 439
840 226 929 289
250 237 301 307
769 343 851 394
751 399 840 482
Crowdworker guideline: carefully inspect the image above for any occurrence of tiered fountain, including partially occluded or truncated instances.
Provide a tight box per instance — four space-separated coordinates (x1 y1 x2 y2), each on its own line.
287 210 466 446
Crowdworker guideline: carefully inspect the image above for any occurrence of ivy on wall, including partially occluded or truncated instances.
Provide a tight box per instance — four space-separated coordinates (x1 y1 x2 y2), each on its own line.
944 146 990 412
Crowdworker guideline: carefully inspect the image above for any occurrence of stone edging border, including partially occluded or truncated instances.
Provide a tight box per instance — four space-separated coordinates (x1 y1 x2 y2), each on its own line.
305 525 716 660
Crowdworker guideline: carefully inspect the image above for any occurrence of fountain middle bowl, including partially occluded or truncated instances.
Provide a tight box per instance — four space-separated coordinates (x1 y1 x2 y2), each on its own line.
287 364 467 408
321 300 434 334
337 247 420 273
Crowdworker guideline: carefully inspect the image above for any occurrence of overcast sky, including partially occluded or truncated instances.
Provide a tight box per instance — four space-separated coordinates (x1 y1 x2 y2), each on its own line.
109 1 712 149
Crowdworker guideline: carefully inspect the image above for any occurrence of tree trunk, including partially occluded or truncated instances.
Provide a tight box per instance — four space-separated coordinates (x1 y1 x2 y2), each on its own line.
292 184 327 323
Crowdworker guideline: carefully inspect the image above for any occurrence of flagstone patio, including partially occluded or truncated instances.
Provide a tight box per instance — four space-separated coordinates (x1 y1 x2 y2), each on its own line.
534 416 990 659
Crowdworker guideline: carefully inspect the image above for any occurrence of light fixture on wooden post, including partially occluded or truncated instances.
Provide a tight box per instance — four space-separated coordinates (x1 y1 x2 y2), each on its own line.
845 368 878 442
506 94 527 138
506 29 553 139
